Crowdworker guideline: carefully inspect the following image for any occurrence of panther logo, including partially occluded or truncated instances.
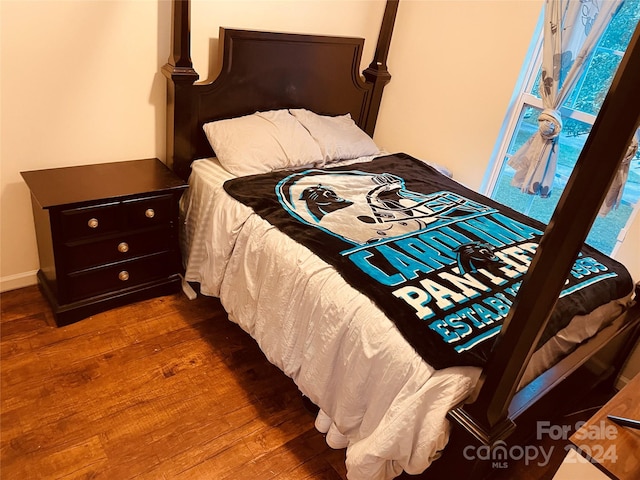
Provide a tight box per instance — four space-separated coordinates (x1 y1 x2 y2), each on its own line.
455 243 504 275
299 185 353 221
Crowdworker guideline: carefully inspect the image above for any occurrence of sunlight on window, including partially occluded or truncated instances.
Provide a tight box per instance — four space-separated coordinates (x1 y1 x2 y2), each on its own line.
486 1 640 255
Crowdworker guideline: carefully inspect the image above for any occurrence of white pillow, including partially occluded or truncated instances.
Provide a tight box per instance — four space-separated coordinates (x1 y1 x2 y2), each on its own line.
202 109 323 176
289 109 379 164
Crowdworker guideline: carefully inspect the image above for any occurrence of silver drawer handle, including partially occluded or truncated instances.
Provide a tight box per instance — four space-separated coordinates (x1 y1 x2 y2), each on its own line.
117 242 129 253
145 208 155 219
118 271 129 281
88 218 99 228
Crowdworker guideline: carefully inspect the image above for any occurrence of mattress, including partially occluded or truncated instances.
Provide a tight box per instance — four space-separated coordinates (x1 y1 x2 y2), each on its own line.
180 157 631 480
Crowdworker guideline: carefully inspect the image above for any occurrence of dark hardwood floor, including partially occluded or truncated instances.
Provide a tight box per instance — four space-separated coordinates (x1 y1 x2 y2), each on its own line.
1 286 615 479
1 286 347 479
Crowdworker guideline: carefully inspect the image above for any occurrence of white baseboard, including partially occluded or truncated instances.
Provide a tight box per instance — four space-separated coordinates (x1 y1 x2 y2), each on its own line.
1 270 38 293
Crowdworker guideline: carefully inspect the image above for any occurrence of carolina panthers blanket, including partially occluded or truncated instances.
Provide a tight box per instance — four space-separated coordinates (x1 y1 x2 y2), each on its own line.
223 153 633 368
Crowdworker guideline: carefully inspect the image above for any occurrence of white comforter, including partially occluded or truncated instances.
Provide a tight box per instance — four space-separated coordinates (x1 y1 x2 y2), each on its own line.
180 157 627 480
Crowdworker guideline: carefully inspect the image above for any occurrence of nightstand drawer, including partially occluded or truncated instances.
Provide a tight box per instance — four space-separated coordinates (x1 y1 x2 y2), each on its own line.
60 194 175 243
60 202 122 241
124 194 173 228
65 252 175 301
63 227 172 272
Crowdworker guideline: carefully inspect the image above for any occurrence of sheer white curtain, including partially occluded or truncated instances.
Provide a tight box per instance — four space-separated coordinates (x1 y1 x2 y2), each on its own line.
508 0 623 198
599 131 638 215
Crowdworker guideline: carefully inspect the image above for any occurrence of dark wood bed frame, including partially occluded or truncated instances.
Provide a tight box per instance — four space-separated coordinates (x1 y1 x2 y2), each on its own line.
162 1 396 181
162 0 640 477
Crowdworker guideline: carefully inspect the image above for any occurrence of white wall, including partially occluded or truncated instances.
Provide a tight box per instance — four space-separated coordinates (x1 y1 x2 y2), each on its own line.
375 0 542 191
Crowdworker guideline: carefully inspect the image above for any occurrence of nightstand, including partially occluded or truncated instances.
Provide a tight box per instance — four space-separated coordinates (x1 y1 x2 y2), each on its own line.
21 158 188 326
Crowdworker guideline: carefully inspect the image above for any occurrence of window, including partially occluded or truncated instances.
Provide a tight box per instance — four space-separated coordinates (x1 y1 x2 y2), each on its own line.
482 1 640 255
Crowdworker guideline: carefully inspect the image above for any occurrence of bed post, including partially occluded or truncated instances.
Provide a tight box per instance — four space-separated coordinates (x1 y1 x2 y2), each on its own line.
162 0 199 180
427 23 640 479
362 0 399 136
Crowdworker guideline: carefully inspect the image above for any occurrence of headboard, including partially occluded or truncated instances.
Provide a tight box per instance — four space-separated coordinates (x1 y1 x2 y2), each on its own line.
162 0 399 180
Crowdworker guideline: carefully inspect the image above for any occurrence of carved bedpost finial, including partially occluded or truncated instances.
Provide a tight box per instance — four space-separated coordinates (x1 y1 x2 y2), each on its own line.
162 0 199 179
363 0 399 136
162 0 199 83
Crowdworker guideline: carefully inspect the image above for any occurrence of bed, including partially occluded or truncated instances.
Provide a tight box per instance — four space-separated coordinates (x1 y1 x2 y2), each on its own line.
162 1 640 478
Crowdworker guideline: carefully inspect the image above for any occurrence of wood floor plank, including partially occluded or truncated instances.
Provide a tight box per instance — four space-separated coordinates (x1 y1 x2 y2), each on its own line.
1 286 347 480
2 285 578 479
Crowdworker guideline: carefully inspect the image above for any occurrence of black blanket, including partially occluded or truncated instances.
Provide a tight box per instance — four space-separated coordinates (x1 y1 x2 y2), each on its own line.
223 153 633 368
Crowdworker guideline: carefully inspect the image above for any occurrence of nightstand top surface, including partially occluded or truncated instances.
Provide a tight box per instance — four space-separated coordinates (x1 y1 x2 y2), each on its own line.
21 158 188 209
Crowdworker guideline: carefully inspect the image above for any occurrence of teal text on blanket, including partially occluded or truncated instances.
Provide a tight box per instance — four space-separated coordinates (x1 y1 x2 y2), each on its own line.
346 212 539 287
344 210 614 353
